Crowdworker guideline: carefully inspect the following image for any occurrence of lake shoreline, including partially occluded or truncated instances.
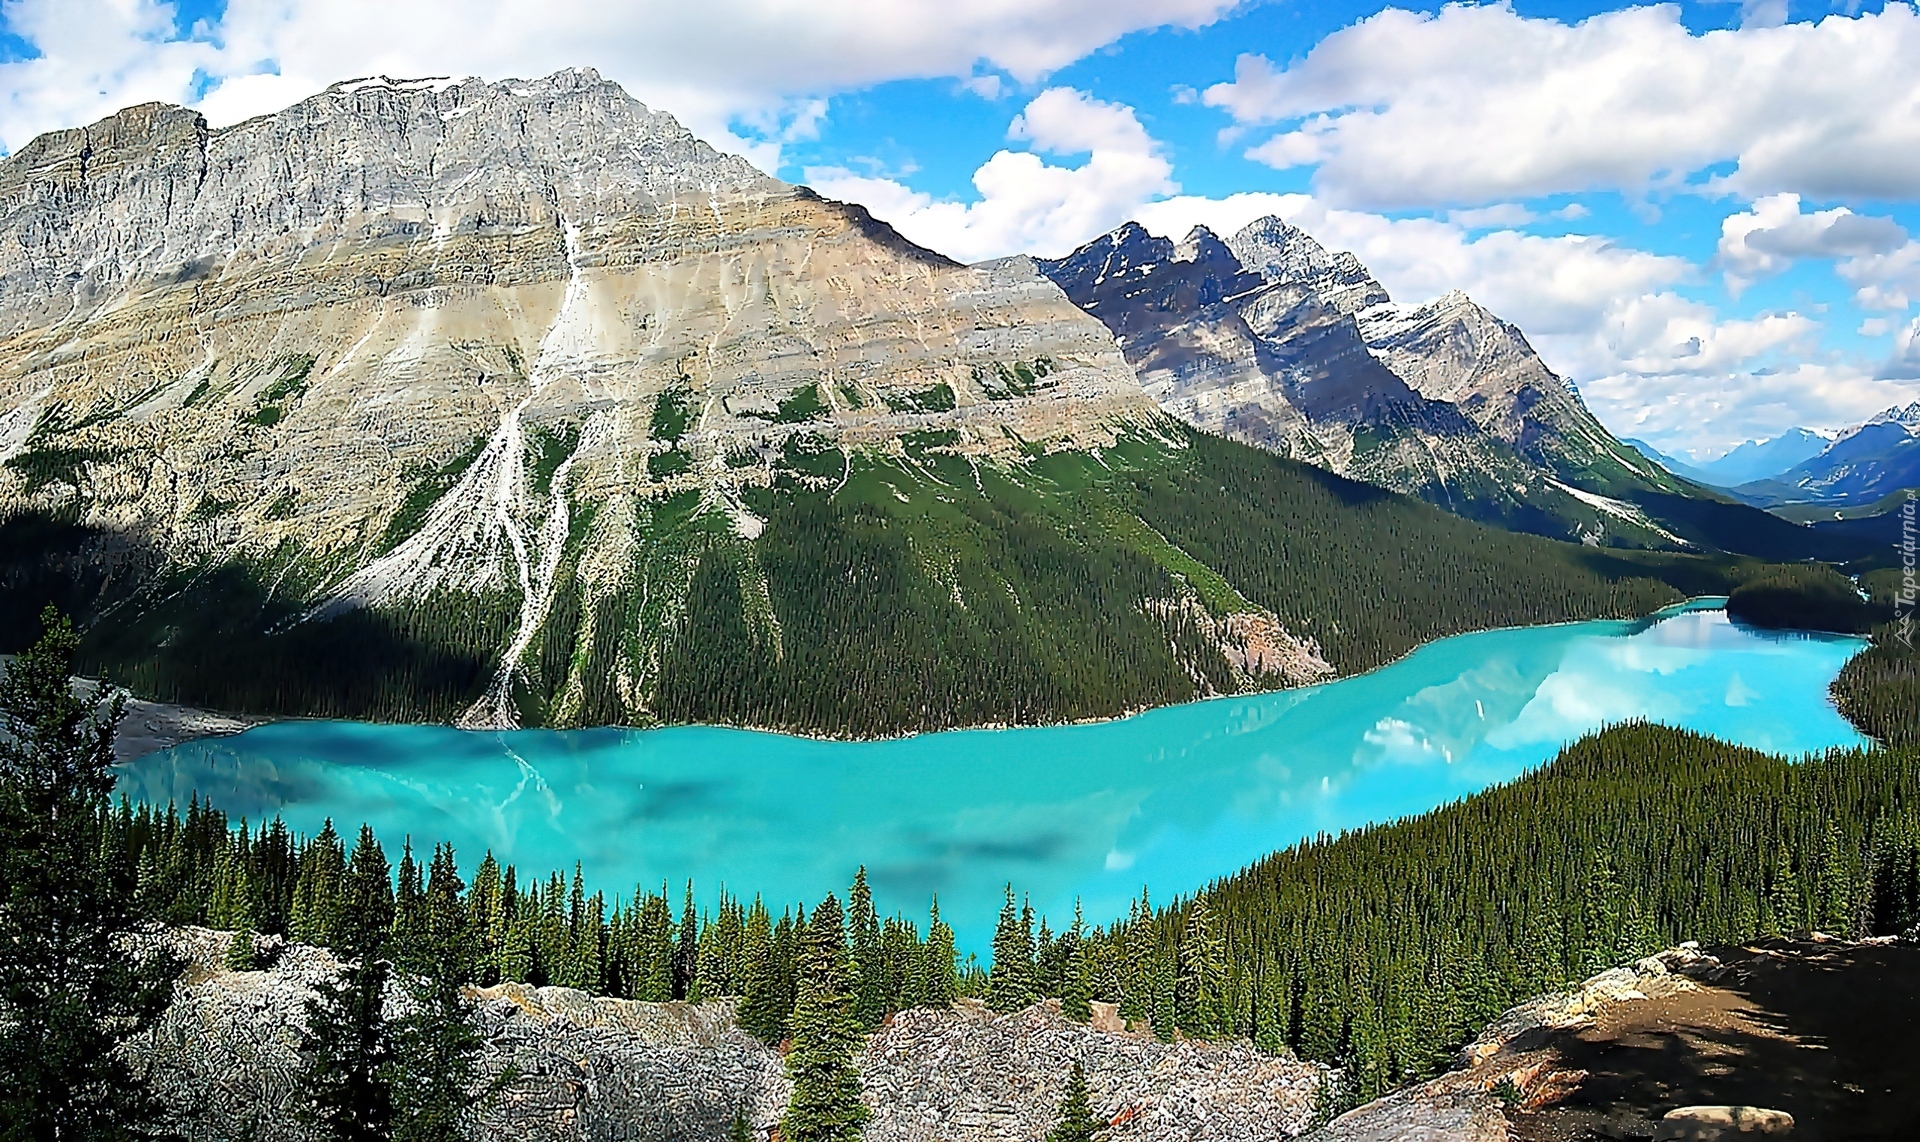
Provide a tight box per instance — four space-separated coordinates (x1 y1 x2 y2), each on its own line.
111 595 1740 760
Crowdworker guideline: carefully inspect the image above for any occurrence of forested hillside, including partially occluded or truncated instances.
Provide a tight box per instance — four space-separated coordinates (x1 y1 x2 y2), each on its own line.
96 598 1916 1115
6 426 1758 737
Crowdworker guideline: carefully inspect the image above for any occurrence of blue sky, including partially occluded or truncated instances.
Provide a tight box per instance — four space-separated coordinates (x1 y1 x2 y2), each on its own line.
3 0 1918 455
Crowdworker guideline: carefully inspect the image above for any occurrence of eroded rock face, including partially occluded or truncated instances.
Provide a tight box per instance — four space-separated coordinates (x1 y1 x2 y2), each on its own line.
1039 216 1686 545
136 930 1323 1142
0 70 1158 727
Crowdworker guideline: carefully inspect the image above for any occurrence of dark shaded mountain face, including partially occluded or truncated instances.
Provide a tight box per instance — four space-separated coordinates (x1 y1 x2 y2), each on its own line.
1037 218 1839 557
1735 404 1920 509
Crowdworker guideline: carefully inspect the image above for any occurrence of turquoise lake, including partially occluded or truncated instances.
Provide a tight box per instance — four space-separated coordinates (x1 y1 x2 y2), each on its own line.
120 602 1872 954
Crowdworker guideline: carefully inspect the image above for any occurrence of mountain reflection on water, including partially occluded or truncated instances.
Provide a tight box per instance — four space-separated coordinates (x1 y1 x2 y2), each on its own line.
121 603 1869 952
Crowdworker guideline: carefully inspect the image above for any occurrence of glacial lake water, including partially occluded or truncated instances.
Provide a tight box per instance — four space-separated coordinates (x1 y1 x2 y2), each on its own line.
120 601 1872 954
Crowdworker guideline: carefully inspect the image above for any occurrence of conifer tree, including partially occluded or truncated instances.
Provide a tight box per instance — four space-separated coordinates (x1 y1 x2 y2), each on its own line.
1175 899 1225 1037
919 898 958 1010
0 607 182 1140
988 886 1036 1013
391 840 426 966
1044 1063 1105 1142
738 898 786 1043
675 882 699 1000
298 825 395 1142
847 867 885 1027
389 844 494 1142
780 894 868 1142
1060 902 1092 1023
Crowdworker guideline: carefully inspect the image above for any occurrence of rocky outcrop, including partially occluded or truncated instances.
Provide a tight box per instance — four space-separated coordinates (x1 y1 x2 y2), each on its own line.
1309 937 1920 1141
137 930 1323 1142
864 1000 1322 1141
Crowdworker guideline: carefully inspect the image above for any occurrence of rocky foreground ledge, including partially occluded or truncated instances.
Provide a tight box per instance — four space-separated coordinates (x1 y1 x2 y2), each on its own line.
140 929 1323 1142
142 931 1919 1140
1311 936 1920 1141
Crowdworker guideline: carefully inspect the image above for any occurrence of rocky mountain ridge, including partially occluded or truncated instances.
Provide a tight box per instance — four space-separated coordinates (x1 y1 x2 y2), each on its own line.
1732 401 1920 508
0 69 1713 735
1038 217 1710 547
1 70 1337 730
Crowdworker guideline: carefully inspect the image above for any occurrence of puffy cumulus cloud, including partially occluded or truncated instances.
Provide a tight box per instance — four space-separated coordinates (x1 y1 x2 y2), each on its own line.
1585 361 1920 452
1883 317 1920 381
1574 293 1819 379
1203 3 1920 209
0 0 1239 163
806 88 1175 262
1841 239 1920 311
1718 194 1908 294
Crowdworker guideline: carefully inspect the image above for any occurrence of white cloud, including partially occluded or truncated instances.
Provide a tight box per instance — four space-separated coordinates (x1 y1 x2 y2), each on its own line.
1586 361 1920 452
0 0 1239 166
806 87 1175 262
1448 204 1536 230
1841 239 1920 312
1883 318 1920 381
1718 194 1908 294
1203 3 1920 208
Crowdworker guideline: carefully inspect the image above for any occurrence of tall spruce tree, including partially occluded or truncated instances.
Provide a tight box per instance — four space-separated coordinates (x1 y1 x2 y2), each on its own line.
299 825 396 1142
780 894 868 1142
389 844 495 1142
1175 899 1226 1038
918 898 958 1011
1060 902 1092 1023
0 607 182 1140
987 886 1036 1013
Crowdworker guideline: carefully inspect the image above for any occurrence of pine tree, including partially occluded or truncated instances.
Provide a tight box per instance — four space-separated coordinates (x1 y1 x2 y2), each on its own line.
780 894 868 1142
1175 899 1225 1038
674 882 699 1000
917 898 958 1010
389 844 494 1142
1044 1063 1105 1142
847 868 885 1027
298 825 395 1142
738 898 786 1042
988 886 1036 1013
0 607 183 1139
1060 902 1092 1022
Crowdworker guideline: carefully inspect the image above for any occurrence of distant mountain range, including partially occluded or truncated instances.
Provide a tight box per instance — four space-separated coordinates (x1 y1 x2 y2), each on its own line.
1725 404 1920 509
1627 429 1833 489
1036 219 1852 558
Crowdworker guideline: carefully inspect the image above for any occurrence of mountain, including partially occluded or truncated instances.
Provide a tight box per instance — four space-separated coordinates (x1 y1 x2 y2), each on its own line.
1733 403 1920 509
1628 429 1834 490
0 71 1708 734
1625 437 1715 483
1044 218 1882 562
1693 428 1832 486
1032 218 1856 557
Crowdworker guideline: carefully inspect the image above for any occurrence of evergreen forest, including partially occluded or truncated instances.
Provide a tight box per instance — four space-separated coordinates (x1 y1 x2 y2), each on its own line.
14 596 1906 1130
0 427 1780 737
